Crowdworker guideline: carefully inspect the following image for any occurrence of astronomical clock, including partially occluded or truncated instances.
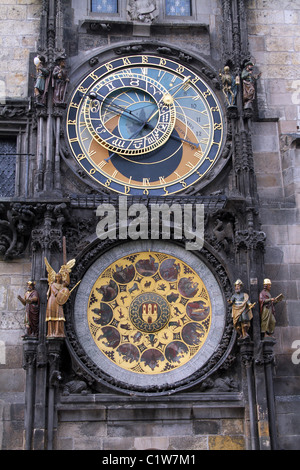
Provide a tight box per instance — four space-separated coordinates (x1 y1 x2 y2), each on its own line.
64 48 232 395
65 240 232 395
66 53 225 196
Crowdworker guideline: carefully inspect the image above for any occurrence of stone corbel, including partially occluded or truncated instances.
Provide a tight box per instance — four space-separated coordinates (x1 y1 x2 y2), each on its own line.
0 202 40 260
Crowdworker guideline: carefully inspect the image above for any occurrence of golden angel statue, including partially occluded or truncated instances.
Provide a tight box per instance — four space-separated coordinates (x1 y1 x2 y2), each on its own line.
44 257 75 338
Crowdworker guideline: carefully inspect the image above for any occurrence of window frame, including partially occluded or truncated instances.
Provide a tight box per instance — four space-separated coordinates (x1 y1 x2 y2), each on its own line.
90 0 119 15
0 135 17 198
164 0 193 19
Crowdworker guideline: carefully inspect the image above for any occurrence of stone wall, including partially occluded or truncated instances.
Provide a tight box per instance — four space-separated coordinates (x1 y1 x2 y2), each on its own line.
55 394 246 451
0 0 40 448
247 0 300 450
0 258 31 450
0 0 41 101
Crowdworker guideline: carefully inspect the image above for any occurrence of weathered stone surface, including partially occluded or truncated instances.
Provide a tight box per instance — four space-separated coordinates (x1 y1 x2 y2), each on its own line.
208 435 245 450
0 1 40 99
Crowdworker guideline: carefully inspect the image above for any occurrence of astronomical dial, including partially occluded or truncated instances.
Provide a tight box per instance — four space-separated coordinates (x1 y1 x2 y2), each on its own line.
67 54 224 196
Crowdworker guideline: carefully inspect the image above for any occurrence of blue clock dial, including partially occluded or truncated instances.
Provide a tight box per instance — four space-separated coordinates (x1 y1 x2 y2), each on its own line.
66 55 225 196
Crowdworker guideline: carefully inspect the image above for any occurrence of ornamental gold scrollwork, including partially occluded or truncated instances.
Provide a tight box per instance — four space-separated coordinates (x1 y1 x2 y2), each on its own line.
87 252 212 374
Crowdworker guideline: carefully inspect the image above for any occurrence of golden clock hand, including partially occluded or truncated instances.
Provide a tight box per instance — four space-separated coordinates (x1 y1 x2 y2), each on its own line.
168 131 200 148
146 76 191 121
146 107 160 123
162 76 191 105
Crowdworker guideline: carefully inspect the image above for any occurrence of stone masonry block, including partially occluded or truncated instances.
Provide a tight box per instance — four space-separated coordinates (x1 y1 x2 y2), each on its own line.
107 421 193 438
107 406 191 422
266 36 295 51
169 435 208 450
103 437 135 450
134 436 169 450
253 152 282 173
208 435 245 450
193 419 220 435
248 10 285 25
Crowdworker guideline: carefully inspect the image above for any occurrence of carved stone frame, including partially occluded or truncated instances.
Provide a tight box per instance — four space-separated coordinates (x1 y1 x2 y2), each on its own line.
64 238 236 396
62 40 230 196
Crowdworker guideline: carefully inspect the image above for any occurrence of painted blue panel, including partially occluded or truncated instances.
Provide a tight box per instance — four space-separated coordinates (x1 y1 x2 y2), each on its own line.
91 0 118 13
166 0 191 16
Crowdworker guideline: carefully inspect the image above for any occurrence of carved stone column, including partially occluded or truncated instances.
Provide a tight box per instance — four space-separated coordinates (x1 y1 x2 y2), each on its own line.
30 204 64 449
46 338 64 450
34 0 67 195
22 338 38 450
260 338 278 450
239 339 259 450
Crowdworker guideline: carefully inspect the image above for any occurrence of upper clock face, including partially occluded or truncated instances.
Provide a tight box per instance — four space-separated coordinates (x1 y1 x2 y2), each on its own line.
67 54 224 196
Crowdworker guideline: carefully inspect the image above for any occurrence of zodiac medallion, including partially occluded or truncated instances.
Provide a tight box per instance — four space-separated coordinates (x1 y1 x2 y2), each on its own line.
87 252 212 374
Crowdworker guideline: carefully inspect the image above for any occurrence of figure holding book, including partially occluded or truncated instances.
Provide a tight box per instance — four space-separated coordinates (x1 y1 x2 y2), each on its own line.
259 279 283 338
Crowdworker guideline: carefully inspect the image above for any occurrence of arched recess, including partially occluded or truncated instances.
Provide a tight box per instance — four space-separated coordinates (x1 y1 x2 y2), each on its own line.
282 136 300 203
64 238 236 396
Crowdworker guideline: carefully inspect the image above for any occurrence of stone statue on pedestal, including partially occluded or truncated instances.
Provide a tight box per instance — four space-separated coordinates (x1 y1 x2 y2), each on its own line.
44 258 75 338
259 278 283 338
228 279 255 340
18 281 40 337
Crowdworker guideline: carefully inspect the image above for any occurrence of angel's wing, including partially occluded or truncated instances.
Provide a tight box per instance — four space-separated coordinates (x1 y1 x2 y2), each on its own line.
59 258 76 283
44 257 56 285
59 258 75 274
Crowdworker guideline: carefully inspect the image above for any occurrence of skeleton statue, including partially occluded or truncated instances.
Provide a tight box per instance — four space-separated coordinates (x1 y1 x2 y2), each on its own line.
219 65 238 107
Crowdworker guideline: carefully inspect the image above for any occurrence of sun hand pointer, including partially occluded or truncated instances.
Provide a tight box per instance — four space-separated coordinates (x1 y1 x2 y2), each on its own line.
162 75 191 105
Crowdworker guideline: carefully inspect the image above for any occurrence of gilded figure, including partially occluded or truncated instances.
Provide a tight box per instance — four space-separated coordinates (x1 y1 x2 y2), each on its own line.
44 257 75 338
228 279 255 339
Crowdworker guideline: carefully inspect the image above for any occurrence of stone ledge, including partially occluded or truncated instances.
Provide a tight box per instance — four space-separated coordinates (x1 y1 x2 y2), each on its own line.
59 392 243 405
57 393 244 423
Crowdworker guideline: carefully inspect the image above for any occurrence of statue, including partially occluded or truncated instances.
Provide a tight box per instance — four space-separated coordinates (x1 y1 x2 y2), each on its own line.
259 278 283 338
33 56 50 106
52 57 69 107
241 60 261 110
44 257 75 338
228 279 255 340
17 281 40 337
127 0 158 23
219 65 238 107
